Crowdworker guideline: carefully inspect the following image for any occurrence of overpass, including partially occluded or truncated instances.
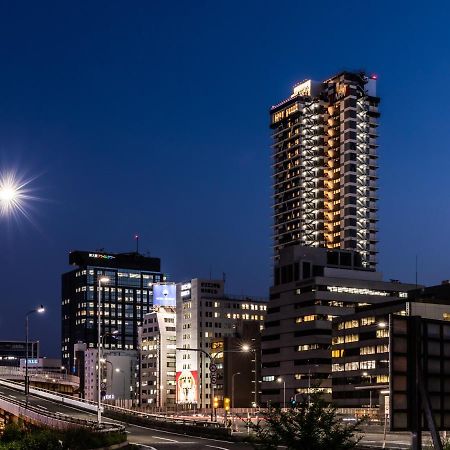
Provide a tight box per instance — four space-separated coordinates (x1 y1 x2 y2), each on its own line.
0 379 251 449
0 366 79 393
0 378 414 449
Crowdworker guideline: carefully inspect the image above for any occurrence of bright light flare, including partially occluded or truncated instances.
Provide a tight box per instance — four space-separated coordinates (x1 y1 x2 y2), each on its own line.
0 170 40 222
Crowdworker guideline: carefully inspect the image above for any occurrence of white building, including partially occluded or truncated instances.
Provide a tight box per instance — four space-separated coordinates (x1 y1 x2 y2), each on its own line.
140 306 176 408
176 279 267 409
84 349 138 408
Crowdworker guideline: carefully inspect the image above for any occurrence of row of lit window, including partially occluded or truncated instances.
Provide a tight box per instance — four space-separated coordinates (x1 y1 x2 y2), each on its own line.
337 316 376 330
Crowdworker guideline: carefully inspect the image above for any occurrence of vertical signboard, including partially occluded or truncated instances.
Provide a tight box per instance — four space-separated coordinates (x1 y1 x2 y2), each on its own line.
176 370 198 404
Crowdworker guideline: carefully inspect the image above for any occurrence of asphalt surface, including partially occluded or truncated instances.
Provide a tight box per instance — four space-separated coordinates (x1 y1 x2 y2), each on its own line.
0 384 423 449
0 384 252 449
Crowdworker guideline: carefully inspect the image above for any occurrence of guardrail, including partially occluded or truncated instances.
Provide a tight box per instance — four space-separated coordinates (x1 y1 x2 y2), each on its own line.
0 379 228 437
0 388 123 434
0 367 79 387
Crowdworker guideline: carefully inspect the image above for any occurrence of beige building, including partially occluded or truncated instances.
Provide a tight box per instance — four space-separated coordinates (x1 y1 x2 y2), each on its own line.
139 306 177 408
176 279 267 409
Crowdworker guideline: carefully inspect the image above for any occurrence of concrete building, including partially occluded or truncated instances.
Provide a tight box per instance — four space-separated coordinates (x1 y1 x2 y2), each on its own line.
140 306 177 409
84 348 138 407
61 250 165 372
331 282 450 414
261 245 416 408
270 71 379 269
176 279 267 409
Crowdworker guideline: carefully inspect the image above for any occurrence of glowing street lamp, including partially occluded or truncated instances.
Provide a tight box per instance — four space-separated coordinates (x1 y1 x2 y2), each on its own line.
25 305 45 406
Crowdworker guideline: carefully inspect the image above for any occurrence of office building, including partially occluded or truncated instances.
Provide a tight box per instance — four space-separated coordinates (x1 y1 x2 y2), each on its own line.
140 306 177 408
331 282 450 413
270 71 379 268
84 348 138 407
261 245 416 408
0 341 39 367
176 279 267 409
61 250 165 372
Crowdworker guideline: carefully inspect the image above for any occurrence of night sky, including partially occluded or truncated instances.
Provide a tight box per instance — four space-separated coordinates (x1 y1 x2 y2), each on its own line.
1 1 450 357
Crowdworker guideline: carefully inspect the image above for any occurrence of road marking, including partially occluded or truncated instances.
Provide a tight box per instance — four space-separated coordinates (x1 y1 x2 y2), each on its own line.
206 445 232 450
130 445 157 450
152 436 178 442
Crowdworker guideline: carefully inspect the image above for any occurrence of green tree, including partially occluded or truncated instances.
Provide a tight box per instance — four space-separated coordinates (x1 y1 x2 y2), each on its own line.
247 392 362 450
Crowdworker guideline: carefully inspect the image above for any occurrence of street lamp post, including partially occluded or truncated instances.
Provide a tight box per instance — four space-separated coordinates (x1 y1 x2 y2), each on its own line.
232 372 241 431
231 372 241 411
362 371 373 410
25 305 45 406
277 377 286 409
242 344 259 408
97 276 109 425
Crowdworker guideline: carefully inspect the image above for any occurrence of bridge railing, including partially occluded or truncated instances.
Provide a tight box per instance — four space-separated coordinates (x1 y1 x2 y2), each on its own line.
0 378 226 429
0 367 79 387
0 389 123 434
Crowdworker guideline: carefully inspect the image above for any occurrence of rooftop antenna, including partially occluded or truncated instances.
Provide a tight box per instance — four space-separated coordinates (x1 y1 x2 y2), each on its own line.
134 234 139 254
415 254 418 287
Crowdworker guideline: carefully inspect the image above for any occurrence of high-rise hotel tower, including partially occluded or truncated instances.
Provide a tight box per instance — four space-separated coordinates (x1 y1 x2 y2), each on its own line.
270 72 379 268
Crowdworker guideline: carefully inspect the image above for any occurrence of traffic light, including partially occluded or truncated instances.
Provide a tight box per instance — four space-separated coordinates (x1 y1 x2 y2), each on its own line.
213 397 219 409
224 397 230 411
290 397 297 408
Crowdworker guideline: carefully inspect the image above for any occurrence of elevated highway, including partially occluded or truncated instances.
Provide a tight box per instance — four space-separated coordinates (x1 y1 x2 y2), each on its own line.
0 380 250 449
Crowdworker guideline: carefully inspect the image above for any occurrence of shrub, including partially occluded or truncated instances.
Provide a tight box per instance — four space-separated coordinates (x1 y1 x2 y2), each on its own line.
246 392 363 450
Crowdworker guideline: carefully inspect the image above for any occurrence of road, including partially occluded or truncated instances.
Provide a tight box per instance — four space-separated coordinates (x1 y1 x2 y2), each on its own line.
0 384 425 449
0 385 252 449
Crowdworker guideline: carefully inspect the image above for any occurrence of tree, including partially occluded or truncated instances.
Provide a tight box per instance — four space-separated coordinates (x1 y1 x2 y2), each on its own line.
246 392 363 450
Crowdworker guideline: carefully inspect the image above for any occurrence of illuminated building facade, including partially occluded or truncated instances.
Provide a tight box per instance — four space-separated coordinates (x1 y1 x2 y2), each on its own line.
261 245 416 408
139 307 177 408
175 279 267 409
331 283 450 413
61 250 165 372
270 72 379 269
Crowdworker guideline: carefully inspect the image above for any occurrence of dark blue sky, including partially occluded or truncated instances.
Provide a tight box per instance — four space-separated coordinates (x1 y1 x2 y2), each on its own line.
0 1 449 357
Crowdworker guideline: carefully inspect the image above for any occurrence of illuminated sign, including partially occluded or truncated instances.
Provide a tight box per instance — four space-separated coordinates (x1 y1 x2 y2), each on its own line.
27 359 38 365
176 370 198 404
293 80 312 97
334 83 348 101
88 253 115 260
153 284 176 307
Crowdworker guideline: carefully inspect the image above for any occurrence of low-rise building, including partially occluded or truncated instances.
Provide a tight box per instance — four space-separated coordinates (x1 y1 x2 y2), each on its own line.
331 282 450 414
0 341 39 367
84 349 138 408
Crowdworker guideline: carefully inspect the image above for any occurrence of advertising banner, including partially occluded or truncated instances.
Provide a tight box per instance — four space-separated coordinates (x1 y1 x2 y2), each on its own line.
153 284 176 307
176 370 198 404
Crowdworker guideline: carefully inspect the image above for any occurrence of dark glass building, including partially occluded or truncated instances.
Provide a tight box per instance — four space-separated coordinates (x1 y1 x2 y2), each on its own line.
62 250 164 372
0 341 39 367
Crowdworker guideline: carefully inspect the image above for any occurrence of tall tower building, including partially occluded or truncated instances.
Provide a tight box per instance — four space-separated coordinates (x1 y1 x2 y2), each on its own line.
270 71 379 268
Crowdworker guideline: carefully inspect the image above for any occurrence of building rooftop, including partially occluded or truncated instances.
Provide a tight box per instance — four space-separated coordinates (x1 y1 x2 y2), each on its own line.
68 250 161 272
